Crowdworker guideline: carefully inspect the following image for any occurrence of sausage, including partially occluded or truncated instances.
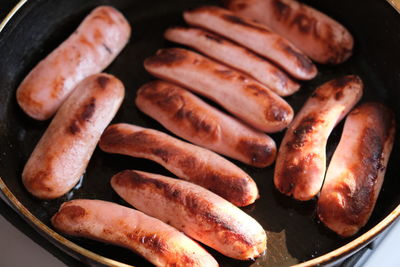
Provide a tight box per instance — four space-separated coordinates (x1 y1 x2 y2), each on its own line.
226 0 353 64
143 48 294 133
99 123 259 207
183 6 317 80
318 103 395 237
164 26 300 96
135 80 277 166
274 75 363 201
52 199 218 267
16 6 131 120
111 170 267 260
22 73 124 199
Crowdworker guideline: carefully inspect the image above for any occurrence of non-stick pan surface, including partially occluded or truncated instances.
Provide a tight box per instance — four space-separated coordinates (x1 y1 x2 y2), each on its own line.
0 0 399 266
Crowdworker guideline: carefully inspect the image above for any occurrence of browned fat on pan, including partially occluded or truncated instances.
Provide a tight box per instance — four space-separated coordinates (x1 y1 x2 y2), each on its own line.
164 26 300 96
22 73 124 199
99 123 259 206
52 199 218 267
135 80 277 167
183 6 317 80
111 170 267 260
16 6 131 120
226 0 354 64
318 103 395 237
143 48 294 133
274 75 363 201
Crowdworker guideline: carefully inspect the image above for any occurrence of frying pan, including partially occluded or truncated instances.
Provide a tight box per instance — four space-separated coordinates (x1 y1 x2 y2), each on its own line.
0 0 399 266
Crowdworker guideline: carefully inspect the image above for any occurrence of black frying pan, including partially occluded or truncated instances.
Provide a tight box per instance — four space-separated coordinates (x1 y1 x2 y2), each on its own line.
0 0 399 266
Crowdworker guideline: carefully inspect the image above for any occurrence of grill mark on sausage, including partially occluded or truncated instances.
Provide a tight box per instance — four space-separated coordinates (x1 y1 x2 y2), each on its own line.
272 0 291 20
81 97 96 120
67 97 96 135
145 49 187 67
180 254 196 265
244 84 290 122
213 68 235 79
17 90 44 111
79 35 94 49
58 205 87 221
125 232 168 253
311 76 356 102
92 8 116 25
93 28 103 41
138 82 219 141
272 69 290 89
235 3 248 10
222 14 270 33
330 75 359 89
286 115 324 150
177 157 252 205
291 13 316 34
236 139 275 167
279 153 317 194
268 105 290 122
69 122 81 135
101 128 180 163
24 169 54 194
279 42 314 72
204 33 225 43
113 171 255 247
97 76 110 89
51 76 66 99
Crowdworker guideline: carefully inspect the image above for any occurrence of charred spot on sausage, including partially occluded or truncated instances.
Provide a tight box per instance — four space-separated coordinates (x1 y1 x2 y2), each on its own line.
145 49 187 66
205 33 224 43
236 139 274 166
272 0 291 20
97 76 110 89
291 13 316 34
222 14 270 33
330 75 358 89
281 43 314 72
287 115 324 150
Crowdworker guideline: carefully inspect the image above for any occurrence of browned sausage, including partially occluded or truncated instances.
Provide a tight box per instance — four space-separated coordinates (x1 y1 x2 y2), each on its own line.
111 170 267 260
22 73 124 199
274 76 363 201
164 26 300 96
16 6 131 120
135 80 277 166
144 48 294 133
52 199 218 267
318 103 395 237
183 6 317 80
99 123 259 206
226 0 353 64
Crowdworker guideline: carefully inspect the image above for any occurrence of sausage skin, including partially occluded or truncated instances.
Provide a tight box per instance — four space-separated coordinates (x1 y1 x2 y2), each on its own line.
99 123 259 207
226 0 353 64
135 80 277 167
183 6 317 80
144 48 294 133
111 170 267 260
16 6 131 120
274 75 363 201
22 73 124 199
164 26 300 96
52 199 218 267
318 103 395 237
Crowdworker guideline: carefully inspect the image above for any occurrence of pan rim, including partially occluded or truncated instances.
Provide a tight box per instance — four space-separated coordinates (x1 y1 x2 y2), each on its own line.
1 0 399 266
